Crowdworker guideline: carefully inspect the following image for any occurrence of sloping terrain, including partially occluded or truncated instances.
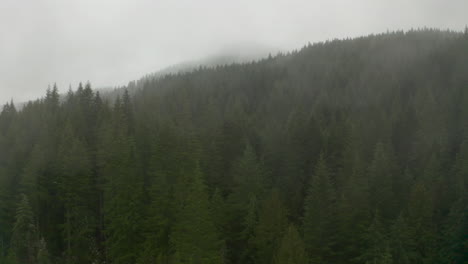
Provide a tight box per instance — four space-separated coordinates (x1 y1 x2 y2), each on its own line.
0 29 467 264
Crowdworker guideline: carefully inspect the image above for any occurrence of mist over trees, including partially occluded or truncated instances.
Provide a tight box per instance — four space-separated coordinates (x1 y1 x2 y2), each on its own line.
0 29 467 264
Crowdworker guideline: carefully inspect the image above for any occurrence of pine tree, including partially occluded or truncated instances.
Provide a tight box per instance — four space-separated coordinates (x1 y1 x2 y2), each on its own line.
170 165 222 264
438 139 468 263
229 143 267 210
369 143 397 220
211 188 228 236
303 154 336 263
390 214 414 264
0 101 17 134
437 196 468 264
227 143 267 263
210 188 228 262
100 98 144 264
239 194 258 264
57 125 94 264
335 138 371 262
36 238 51 264
8 194 37 264
101 132 144 264
278 112 322 218
406 182 437 264
19 144 47 210
138 165 172 263
254 189 288 264
273 224 307 264
45 83 59 113
359 211 392 264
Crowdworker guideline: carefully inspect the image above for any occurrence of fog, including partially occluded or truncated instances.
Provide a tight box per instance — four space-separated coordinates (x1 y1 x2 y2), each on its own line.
0 0 467 103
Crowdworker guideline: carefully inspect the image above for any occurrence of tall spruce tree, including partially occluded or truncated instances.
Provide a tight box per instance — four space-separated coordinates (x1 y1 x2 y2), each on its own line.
303 154 336 263
369 143 397 220
8 194 37 264
239 194 259 264
170 165 222 264
406 182 437 264
359 211 393 264
254 189 288 264
273 224 308 264
100 96 145 264
227 143 267 263
57 125 94 264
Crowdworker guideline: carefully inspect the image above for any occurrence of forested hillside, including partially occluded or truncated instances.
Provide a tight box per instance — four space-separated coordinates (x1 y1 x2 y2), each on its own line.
0 29 467 264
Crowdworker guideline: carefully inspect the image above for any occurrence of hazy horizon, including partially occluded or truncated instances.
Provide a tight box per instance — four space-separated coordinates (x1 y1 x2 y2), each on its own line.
1 0 467 104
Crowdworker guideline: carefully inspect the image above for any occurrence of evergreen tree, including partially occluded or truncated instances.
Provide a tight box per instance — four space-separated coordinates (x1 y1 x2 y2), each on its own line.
369 143 397 220
389 214 415 264
170 165 222 264
359 211 392 264
210 188 228 263
8 194 37 264
335 137 371 262
237 194 259 264
303 154 336 263
273 224 308 264
57 125 94 264
36 238 51 264
254 189 288 264
437 197 468 264
229 143 267 210
406 182 437 264
100 98 144 264
138 162 172 263
227 143 267 263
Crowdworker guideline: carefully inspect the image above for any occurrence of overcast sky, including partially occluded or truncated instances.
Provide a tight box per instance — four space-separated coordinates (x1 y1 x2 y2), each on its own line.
0 0 467 103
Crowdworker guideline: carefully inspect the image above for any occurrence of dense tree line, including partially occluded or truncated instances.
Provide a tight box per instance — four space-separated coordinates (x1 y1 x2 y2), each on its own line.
0 29 467 264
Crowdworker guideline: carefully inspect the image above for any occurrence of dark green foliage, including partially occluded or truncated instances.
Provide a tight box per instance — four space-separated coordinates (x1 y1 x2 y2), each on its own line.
303 154 336 263
406 182 437 264
273 224 307 264
0 29 467 264
369 143 398 220
8 194 37 264
227 143 267 263
359 211 392 264
229 143 267 211
57 126 94 263
138 161 172 263
254 189 288 264
36 238 51 264
170 165 222 264
239 195 258 264
335 134 371 262
100 113 144 264
389 215 414 264
438 197 468 264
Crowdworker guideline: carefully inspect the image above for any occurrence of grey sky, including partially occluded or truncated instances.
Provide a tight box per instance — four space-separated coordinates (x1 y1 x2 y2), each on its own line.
0 0 467 104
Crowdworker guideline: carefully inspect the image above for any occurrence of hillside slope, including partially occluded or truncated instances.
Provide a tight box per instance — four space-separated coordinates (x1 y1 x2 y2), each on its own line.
0 29 467 264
